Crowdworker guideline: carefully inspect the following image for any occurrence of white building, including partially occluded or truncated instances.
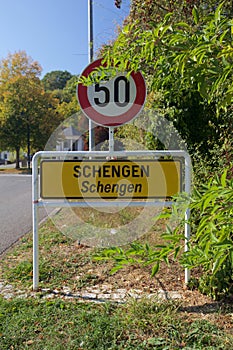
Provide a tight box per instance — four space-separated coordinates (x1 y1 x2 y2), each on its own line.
0 150 11 164
56 126 84 152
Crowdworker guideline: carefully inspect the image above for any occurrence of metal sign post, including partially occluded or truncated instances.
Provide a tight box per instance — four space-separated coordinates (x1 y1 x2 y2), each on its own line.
88 0 95 151
109 127 114 152
32 153 40 290
32 150 191 291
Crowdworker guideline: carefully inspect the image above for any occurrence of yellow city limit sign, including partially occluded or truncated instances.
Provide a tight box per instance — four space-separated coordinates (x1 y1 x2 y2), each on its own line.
40 160 182 200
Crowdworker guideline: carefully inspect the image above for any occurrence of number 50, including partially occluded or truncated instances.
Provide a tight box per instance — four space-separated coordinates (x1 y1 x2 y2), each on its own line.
94 76 130 107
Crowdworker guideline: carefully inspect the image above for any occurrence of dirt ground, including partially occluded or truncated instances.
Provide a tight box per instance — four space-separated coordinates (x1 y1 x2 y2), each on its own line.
54 240 233 335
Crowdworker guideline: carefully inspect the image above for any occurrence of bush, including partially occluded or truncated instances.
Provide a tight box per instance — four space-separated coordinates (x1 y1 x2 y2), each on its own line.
95 167 233 300
182 168 233 299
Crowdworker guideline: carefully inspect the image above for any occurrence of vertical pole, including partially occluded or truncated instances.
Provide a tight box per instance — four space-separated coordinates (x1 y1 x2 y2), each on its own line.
88 0 95 151
88 0 94 63
32 154 39 290
27 122 30 170
109 127 114 153
184 208 191 284
184 153 191 284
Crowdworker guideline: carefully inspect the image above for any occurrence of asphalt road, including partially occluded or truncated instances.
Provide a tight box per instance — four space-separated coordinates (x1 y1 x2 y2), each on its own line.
0 174 49 256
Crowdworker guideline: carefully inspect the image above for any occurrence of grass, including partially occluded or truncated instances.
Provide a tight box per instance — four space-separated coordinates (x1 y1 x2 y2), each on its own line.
1 220 96 291
0 166 31 174
1 216 233 349
1 208 162 291
1 297 233 349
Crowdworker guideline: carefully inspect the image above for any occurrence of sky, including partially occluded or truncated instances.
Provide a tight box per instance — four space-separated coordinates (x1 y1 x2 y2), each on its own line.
0 0 130 77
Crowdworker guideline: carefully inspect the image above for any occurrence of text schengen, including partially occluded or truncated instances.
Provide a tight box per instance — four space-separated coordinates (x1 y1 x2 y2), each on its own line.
73 163 149 198
40 160 181 199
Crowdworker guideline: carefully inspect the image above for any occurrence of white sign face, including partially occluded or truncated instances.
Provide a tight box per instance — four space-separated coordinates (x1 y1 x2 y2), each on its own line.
87 73 137 117
77 59 146 127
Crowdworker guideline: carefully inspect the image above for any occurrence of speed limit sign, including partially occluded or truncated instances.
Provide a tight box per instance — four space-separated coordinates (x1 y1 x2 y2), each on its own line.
77 59 146 127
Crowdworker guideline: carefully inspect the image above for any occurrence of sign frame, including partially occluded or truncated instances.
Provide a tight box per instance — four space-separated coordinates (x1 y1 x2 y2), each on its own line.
77 58 146 127
32 150 191 291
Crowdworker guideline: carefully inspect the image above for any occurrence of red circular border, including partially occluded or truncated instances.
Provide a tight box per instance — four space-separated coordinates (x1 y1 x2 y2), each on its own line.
77 59 146 127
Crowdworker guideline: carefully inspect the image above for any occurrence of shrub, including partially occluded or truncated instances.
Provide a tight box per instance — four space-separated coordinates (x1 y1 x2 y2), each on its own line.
95 167 233 300
182 168 233 299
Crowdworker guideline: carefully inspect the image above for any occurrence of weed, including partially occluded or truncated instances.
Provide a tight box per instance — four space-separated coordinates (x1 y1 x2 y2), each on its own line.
0 297 232 349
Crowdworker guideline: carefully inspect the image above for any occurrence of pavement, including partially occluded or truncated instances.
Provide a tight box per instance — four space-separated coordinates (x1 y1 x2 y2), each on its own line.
0 172 50 256
0 279 182 302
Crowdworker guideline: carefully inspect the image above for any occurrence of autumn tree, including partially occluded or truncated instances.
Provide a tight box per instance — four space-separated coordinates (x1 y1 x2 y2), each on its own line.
0 51 60 168
0 50 42 83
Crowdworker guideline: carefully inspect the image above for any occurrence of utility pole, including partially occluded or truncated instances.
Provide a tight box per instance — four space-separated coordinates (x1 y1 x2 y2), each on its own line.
88 0 95 150
88 0 94 63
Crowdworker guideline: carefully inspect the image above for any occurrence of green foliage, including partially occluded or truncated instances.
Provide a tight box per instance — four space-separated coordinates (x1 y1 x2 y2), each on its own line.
42 70 73 91
94 227 185 277
0 297 232 349
49 74 79 119
128 0 233 28
182 168 233 299
96 167 233 300
109 4 233 113
191 119 233 186
122 4 233 111
100 4 233 156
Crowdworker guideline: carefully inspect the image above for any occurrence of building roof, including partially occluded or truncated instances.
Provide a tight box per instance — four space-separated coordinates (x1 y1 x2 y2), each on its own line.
61 126 82 140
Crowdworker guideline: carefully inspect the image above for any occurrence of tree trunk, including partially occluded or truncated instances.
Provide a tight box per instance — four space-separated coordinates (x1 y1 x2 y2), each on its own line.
15 147 20 169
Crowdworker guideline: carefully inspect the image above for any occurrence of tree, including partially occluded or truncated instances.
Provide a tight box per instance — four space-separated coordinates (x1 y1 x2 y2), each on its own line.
0 51 60 168
103 3 233 155
42 72 80 120
42 70 73 91
0 50 41 83
54 75 80 119
125 0 233 27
